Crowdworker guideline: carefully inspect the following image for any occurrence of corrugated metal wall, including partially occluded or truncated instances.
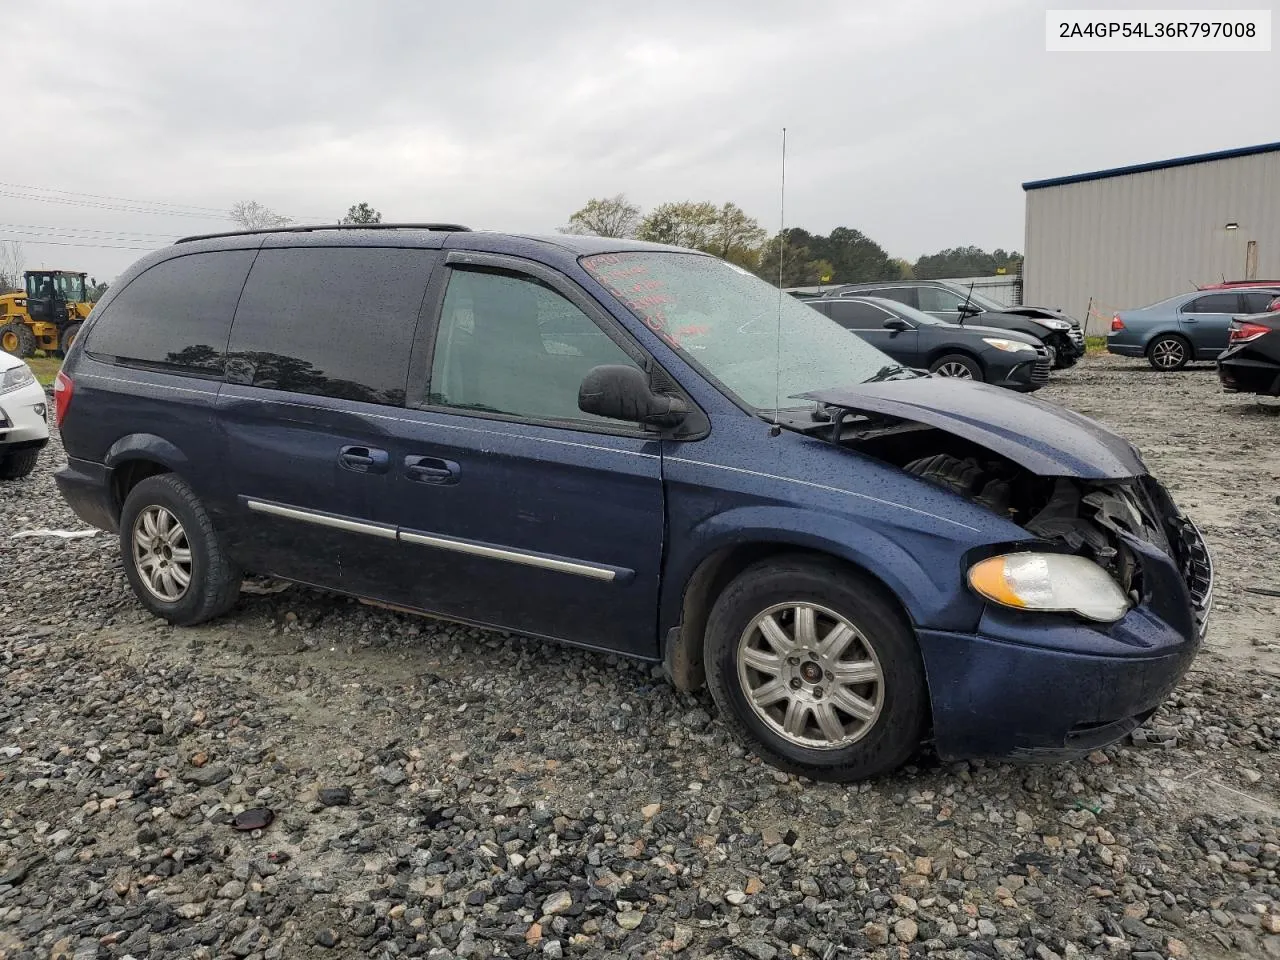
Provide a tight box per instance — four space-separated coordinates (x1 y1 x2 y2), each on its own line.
1023 150 1280 334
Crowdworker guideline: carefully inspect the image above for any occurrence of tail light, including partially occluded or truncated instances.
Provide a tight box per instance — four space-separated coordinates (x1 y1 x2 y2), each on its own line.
53 370 73 427
1110 315 1125 331
1228 322 1270 344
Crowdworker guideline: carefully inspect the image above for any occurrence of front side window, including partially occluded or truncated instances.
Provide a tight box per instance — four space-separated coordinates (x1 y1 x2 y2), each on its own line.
26 273 51 298
826 300 895 329
55 274 86 301
228 247 434 405
584 252 894 409
84 251 255 376
917 286 969 313
428 268 641 424
1183 293 1240 314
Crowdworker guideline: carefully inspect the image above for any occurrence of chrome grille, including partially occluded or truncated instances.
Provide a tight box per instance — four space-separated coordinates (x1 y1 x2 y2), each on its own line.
1068 327 1085 347
1173 517 1213 638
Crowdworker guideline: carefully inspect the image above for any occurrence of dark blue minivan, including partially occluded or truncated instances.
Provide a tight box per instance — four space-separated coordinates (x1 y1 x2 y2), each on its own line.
53 225 1213 780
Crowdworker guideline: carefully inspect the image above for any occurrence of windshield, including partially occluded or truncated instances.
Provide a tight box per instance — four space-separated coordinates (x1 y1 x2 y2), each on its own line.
940 283 1005 313
56 273 86 301
583 252 896 408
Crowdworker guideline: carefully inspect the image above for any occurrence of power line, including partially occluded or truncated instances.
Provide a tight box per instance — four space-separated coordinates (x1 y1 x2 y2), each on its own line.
0 190 230 220
0 224 180 240
0 179 227 215
0 234 160 251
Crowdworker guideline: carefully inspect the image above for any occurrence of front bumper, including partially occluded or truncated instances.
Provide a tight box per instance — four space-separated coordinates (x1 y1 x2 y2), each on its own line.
920 513 1211 761
0 379 51 448
988 348 1049 392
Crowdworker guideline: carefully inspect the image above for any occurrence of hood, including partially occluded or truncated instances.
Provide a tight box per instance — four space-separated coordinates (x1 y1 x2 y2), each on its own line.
950 323 1042 346
802 377 1145 479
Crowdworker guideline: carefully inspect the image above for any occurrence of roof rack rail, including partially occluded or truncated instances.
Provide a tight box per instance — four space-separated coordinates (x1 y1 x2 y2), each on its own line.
175 222 472 244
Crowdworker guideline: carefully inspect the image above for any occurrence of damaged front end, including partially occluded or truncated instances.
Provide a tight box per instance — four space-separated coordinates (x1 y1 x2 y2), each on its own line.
804 378 1212 638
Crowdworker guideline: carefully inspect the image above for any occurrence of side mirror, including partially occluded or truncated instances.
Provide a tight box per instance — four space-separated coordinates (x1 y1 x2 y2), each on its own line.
957 302 982 316
579 365 687 428
882 317 911 331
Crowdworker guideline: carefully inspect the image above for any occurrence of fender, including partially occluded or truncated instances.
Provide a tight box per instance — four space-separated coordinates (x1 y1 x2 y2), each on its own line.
659 503 992 642
104 433 192 473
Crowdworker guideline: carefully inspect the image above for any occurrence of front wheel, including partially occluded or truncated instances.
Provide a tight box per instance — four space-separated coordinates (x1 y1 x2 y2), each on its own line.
929 353 983 381
0 323 36 358
0 447 40 480
119 474 241 625
704 557 928 782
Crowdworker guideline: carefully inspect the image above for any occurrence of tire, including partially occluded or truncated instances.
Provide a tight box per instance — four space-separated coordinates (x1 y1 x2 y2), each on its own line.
59 322 84 356
0 322 36 358
0 447 40 480
929 353 983 381
119 474 241 626
704 556 928 782
1147 334 1190 371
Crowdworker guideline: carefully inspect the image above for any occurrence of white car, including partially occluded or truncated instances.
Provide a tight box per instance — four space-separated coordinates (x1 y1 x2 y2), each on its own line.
0 350 50 479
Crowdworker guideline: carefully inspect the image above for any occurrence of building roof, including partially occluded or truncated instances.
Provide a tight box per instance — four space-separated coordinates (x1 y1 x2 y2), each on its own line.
1022 141 1280 191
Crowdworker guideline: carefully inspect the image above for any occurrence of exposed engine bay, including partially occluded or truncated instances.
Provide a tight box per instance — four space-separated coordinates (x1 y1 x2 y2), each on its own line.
839 419 1170 596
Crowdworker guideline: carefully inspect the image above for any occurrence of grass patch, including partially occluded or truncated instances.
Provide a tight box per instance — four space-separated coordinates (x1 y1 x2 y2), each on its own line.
25 354 62 387
1086 335 1107 354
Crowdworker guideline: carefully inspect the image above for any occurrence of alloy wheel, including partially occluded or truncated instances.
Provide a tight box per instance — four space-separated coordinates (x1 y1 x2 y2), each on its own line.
935 361 974 379
1151 338 1185 369
132 505 193 602
736 602 885 750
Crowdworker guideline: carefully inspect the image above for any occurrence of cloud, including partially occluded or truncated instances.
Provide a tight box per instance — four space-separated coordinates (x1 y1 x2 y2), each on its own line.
5 0 1276 279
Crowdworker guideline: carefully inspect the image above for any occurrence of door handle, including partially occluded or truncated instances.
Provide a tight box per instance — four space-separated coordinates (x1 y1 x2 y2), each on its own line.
1183 317 1199 323
339 445 389 474
404 455 460 485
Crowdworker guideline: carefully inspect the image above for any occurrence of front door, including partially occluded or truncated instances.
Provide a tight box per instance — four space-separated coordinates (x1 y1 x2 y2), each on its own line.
1178 292 1242 357
24 272 55 324
377 254 666 657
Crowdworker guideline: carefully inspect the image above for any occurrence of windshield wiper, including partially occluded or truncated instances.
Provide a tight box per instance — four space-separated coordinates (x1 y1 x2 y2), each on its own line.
862 363 919 383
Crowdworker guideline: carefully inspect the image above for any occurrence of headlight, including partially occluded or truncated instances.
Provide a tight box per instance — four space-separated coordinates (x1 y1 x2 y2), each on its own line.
1042 319 1071 331
981 337 1037 354
968 553 1130 622
0 364 36 395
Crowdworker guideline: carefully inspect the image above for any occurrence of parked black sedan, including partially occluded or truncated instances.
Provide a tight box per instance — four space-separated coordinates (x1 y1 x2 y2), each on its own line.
825 280 1085 369
807 296 1050 391
1218 311 1280 397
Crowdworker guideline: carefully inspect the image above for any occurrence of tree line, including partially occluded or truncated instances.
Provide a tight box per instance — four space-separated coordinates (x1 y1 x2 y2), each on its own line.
562 194 1022 286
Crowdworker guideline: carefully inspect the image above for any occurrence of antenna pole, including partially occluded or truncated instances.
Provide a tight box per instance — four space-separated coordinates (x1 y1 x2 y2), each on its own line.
772 127 787 435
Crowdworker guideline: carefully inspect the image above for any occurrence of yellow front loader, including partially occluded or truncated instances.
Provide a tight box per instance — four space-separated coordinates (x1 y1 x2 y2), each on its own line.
0 270 94 357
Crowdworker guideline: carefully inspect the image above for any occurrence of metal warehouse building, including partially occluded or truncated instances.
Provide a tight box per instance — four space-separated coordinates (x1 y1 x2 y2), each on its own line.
1022 141 1280 334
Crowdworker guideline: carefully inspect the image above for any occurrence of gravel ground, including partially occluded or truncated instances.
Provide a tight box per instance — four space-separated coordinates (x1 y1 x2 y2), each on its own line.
2 353 1278 960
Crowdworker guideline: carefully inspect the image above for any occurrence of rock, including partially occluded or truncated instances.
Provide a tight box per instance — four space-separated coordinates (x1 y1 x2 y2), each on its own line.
1165 938 1191 959
738 939 777 960
1016 811 1035 831
315 928 339 948
183 764 230 787
894 918 918 944
542 941 563 959
641 802 661 819
864 923 889 946
725 889 747 906
1245 770 1263 784
616 911 643 930
318 786 351 806
765 843 791 864
978 919 998 936
671 924 693 952
745 876 764 895
542 890 573 916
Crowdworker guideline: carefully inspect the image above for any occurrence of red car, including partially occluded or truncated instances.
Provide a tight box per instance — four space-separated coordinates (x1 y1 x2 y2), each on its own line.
1198 279 1280 290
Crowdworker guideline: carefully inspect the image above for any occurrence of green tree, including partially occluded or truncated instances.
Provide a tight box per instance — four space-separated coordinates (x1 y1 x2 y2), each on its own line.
818 227 897 283
913 245 1022 279
561 194 641 238
756 229 832 287
342 202 383 224
86 277 109 302
635 201 719 249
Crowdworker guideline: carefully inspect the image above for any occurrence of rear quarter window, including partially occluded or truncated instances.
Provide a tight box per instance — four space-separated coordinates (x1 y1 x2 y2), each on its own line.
84 250 256 376
226 247 435 406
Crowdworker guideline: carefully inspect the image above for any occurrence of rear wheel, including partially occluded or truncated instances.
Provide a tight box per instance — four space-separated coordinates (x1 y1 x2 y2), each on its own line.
0 447 40 480
1147 334 1190 371
119 474 241 625
59 322 84 356
704 556 928 782
0 323 36 358
929 353 983 381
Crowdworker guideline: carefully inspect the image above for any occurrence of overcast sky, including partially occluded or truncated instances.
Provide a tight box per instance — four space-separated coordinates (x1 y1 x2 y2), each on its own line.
7 0 1277 280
